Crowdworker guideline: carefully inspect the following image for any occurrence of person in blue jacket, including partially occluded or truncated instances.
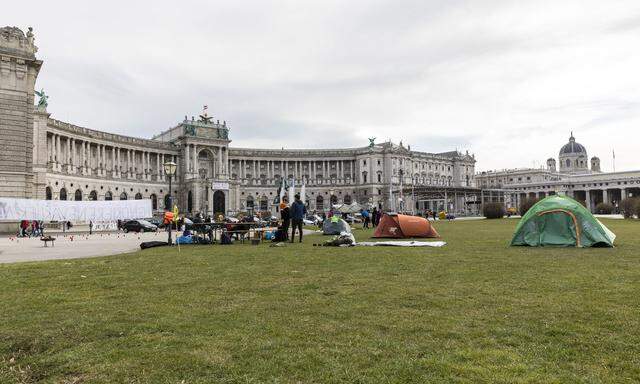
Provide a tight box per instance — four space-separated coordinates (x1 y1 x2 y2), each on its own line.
290 193 307 243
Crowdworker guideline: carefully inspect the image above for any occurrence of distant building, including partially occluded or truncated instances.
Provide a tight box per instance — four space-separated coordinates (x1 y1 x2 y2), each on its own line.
476 134 640 212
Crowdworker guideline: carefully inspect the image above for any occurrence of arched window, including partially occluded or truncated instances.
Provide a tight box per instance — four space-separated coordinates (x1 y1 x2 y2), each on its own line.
150 194 158 210
343 194 352 204
246 195 254 209
104 191 113 201
45 187 52 200
198 150 215 179
377 173 382 183
330 195 338 205
59 188 67 201
74 189 83 201
260 195 268 211
566 159 571 167
164 194 171 210
89 190 98 201
316 195 324 210
135 192 143 200
362 171 368 183
187 191 193 212
119 192 128 200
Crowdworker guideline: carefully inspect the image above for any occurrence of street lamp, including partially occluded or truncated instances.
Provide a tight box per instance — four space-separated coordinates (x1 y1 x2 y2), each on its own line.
199 168 207 216
163 160 177 245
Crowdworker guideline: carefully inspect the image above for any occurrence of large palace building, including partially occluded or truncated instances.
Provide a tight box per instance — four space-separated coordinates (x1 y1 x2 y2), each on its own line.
0 27 476 218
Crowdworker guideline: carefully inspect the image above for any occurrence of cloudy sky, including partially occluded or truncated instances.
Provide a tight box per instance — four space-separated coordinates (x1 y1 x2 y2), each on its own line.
6 0 640 171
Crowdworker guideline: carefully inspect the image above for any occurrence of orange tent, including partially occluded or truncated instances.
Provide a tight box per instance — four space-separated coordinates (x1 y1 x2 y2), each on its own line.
373 213 439 238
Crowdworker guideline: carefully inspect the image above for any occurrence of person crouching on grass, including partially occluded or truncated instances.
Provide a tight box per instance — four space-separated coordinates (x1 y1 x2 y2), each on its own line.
290 193 307 243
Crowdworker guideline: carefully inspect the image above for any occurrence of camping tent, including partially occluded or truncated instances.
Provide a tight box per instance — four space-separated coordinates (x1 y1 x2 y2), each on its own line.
323 217 352 235
373 213 439 238
337 202 363 214
511 195 615 247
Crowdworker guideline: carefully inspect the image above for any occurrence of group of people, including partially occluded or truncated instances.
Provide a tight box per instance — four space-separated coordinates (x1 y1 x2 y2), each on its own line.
360 207 382 229
278 193 307 243
18 220 44 237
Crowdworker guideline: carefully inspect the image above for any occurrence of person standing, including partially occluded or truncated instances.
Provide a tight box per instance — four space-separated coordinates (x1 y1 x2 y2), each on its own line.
280 197 291 241
19 220 28 237
362 208 370 229
371 207 378 226
89 220 93 235
290 193 307 243
32 220 39 237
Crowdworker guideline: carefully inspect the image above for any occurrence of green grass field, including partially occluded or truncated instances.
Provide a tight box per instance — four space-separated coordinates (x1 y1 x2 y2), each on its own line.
2 219 640 383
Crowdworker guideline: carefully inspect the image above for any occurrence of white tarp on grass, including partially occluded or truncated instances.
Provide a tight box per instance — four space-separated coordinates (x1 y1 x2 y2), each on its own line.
0 198 152 222
357 241 447 247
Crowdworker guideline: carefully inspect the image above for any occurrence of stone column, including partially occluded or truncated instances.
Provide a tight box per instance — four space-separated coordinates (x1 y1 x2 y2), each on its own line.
79 141 84 175
621 188 627 201
70 138 76 173
585 190 592 212
224 148 228 175
55 134 61 171
218 147 223 176
603 189 608 205
185 144 190 174
192 145 198 175
110 147 115 176
127 149 131 178
141 151 145 179
352 160 356 181
100 144 105 176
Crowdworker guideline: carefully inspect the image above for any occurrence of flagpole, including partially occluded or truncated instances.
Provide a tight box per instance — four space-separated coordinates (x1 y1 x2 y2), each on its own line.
613 149 616 173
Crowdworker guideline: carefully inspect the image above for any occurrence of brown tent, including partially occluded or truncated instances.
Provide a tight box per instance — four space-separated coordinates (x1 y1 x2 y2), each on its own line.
373 213 440 238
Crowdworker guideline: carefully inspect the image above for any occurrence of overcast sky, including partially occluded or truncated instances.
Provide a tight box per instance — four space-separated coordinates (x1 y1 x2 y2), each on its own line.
6 0 640 171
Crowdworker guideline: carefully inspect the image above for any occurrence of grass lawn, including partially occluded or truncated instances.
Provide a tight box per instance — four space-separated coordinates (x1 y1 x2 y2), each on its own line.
1 219 640 383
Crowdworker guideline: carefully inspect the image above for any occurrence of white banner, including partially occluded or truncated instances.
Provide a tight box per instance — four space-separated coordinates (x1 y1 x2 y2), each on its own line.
0 198 152 222
211 181 229 190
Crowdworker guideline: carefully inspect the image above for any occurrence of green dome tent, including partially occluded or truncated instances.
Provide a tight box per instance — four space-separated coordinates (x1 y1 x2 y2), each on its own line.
511 195 615 247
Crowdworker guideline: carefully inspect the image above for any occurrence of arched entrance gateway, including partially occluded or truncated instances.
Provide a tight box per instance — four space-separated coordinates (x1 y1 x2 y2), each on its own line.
213 190 225 216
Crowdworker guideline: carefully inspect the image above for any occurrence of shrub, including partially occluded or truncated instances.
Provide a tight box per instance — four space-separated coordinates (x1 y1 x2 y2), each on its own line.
519 197 539 216
634 200 640 219
483 203 505 219
620 198 637 219
595 202 613 214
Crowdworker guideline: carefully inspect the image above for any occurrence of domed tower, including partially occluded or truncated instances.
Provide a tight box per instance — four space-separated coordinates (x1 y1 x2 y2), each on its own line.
546 158 557 172
559 133 589 174
591 156 601 172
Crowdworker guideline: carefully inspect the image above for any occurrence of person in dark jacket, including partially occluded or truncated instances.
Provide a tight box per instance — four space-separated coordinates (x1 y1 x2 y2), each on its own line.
290 193 307 243
280 197 291 240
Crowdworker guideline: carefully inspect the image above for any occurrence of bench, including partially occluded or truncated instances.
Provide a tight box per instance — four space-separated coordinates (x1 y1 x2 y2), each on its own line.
41 236 56 247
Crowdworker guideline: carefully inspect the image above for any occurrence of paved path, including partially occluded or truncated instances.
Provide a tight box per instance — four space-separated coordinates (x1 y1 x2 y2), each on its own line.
0 231 165 264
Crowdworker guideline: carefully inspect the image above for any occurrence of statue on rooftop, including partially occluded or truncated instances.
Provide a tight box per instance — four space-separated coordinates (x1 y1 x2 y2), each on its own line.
34 89 48 111
368 137 376 148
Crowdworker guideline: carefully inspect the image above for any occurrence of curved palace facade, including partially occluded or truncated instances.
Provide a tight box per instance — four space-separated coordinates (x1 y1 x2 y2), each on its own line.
1 26 476 218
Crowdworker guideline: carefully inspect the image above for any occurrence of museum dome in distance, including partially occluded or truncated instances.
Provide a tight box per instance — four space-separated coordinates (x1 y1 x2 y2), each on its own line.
560 132 586 155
